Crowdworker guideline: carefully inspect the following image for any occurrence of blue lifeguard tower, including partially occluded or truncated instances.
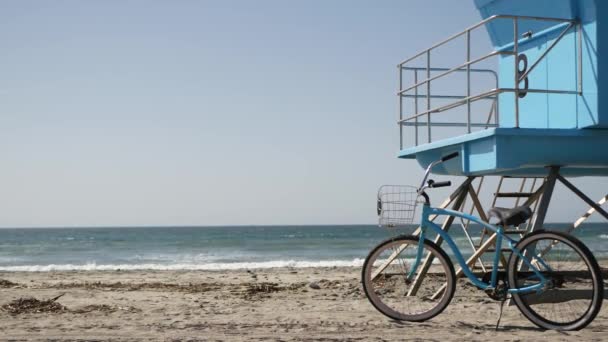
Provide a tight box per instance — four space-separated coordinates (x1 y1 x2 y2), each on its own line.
396 0 608 280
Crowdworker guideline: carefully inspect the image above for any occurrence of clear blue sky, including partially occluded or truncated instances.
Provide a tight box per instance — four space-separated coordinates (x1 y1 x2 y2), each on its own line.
0 0 604 227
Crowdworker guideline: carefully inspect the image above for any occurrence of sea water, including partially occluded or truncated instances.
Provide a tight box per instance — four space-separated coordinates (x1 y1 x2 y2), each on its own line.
0 224 605 271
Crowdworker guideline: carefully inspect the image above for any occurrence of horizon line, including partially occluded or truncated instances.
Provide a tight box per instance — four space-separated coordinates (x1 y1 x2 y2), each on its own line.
0 222 599 229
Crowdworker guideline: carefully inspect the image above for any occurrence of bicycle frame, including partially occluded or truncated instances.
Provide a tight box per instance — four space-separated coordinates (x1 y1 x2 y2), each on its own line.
411 203 549 294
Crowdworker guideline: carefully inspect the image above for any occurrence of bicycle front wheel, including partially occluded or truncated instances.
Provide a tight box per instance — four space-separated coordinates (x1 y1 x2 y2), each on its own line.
362 235 456 322
508 231 604 331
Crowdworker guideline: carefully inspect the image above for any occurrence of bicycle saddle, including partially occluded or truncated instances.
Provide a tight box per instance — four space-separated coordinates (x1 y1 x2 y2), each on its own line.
488 205 532 227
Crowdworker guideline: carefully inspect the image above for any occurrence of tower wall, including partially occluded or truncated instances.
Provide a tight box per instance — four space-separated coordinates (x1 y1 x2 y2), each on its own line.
475 0 607 128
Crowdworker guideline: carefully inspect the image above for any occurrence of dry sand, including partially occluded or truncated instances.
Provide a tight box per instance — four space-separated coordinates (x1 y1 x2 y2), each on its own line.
0 267 605 341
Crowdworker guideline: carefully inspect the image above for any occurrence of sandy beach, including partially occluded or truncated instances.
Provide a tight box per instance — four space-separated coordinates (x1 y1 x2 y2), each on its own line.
0 267 604 341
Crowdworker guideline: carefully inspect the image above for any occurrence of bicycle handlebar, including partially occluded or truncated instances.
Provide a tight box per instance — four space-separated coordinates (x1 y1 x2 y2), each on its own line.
441 152 459 162
429 181 451 188
418 152 460 195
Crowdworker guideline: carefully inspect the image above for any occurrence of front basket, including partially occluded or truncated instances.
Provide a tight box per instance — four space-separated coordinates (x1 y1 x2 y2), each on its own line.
377 185 420 227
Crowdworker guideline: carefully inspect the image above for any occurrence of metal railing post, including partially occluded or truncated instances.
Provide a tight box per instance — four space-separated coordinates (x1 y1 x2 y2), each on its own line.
426 50 431 142
495 66 500 125
466 29 471 133
513 17 519 128
414 70 419 145
399 65 403 150
578 22 583 95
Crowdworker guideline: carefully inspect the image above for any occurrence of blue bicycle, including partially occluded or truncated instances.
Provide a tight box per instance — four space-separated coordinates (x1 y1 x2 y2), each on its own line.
362 152 603 331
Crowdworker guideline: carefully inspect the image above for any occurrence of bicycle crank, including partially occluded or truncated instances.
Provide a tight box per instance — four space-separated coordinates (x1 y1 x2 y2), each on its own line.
482 272 509 301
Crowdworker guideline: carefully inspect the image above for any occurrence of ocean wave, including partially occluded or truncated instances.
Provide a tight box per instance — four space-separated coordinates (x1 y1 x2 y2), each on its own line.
0 259 366 272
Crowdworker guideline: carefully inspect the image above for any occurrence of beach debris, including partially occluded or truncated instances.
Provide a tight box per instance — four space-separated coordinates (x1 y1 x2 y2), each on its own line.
45 279 309 301
246 269 258 280
1 294 143 315
288 282 307 291
244 282 281 297
241 281 307 299
50 281 224 293
73 304 141 314
343 286 363 299
308 281 321 290
72 304 115 313
1 294 67 315
0 279 18 288
309 279 343 290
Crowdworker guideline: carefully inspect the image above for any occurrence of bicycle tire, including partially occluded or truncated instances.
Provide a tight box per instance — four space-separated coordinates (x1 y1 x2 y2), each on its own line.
362 235 456 322
507 230 603 331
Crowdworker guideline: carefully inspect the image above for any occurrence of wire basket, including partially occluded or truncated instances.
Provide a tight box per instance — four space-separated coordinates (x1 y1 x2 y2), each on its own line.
377 185 421 227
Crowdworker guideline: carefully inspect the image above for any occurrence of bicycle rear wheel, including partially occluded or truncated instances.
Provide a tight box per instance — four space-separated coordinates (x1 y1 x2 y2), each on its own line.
508 231 603 331
362 235 456 322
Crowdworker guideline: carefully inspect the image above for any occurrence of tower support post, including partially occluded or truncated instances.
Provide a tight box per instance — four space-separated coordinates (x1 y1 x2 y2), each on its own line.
530 166 560 233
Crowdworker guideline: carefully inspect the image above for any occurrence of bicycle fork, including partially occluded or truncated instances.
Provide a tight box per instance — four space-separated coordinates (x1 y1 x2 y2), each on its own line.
407 227 427 281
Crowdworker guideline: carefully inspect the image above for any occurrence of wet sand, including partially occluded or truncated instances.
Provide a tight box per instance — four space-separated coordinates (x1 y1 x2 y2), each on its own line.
0 267 605 341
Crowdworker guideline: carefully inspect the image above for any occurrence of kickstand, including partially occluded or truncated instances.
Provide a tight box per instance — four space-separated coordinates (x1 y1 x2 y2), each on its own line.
495 298 507 331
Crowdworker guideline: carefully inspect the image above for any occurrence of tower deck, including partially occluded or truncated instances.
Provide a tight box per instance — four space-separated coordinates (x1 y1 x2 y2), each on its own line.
399 127 608 177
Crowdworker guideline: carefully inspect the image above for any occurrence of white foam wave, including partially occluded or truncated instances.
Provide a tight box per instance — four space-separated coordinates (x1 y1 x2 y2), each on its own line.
0 259 366 272
599 234 608 239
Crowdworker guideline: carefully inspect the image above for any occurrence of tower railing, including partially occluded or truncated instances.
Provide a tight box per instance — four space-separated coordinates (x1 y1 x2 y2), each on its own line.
398 14 581 149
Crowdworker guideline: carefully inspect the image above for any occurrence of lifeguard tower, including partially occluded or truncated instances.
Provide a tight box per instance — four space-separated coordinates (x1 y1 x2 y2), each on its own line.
396 0 608 285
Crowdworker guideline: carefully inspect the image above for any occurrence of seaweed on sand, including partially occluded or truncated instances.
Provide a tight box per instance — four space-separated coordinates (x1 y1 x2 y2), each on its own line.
242 281 308 299
1 294 67 315
0 279 17 288
72 304 141 314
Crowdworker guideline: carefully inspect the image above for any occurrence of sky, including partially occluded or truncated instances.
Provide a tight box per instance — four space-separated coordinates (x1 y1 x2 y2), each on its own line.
0 0 605 227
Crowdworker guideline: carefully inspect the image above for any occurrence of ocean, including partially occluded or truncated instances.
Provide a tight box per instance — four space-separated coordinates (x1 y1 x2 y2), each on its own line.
0 223 606 271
